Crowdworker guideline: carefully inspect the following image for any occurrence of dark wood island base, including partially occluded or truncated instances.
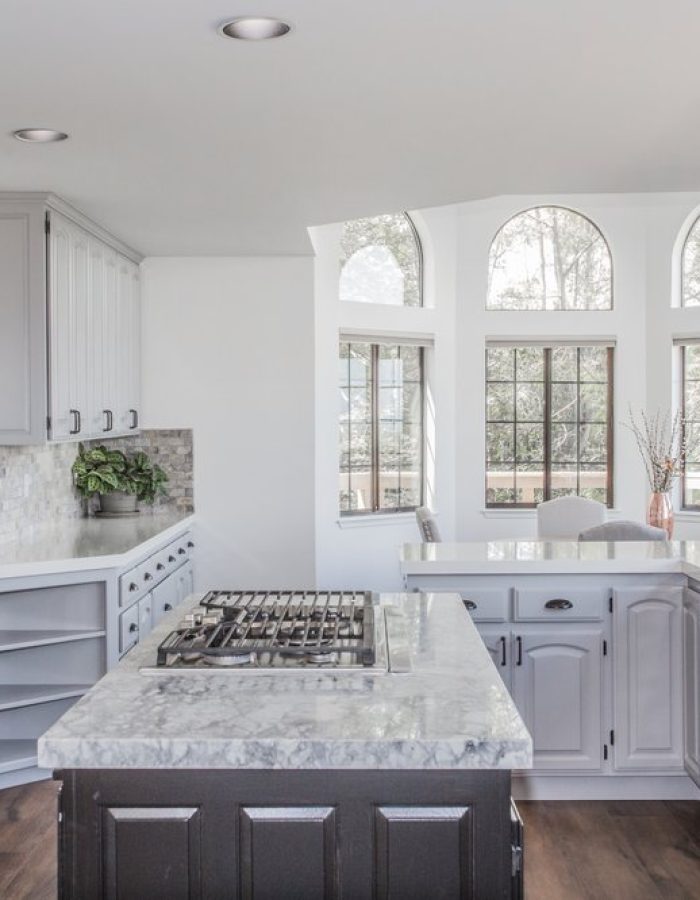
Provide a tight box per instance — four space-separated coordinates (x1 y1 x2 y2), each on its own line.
56 767 523 899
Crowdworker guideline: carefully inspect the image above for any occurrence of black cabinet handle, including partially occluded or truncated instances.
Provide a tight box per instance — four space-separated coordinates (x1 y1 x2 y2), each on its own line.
499 636 507 666
178 548 186 555
69 409 81 435
545 598 573 610
187 541 194 548
156 563 165 571
168 555 176 563
129 583 138 592
129 622 138 633
103 409 113 432
143 572 153 582
164 603 172 612
516 636 522 666
129 408 138 430
463 599 477 612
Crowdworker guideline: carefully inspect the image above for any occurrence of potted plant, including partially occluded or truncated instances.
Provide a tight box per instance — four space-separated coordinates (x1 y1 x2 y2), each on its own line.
72 444 168 515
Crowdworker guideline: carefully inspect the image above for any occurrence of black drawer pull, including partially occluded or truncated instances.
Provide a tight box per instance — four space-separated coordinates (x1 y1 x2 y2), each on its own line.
499 635 507 667
156 563 165 571
129 408 138 430
103 409 113 432
545 598 573 610
143 572 153 581
516 636 523 666
187 541 194 548
463 599 477 612
69 409 81 435
168 555 176 563
178 547 186 555
129 622 138 633
164 603 172 612
129 583 138 592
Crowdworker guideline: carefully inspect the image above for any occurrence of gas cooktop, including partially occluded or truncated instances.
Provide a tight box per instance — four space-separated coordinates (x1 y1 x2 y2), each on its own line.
139 590 411 675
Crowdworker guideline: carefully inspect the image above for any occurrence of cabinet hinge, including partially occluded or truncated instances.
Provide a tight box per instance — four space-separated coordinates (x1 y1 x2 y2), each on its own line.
603 744 608 760
609 595 613 613
603 639 608 656
44 213 50 235
610 729 615 746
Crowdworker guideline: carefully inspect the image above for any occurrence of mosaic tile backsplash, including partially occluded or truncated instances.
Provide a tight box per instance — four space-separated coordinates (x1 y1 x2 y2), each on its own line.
0 429 193 544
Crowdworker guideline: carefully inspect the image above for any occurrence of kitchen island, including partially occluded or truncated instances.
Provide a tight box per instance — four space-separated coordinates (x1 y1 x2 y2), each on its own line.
39 591 530 899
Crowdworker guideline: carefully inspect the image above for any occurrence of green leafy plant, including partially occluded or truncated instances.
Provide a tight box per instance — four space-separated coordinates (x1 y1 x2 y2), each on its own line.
72 444 169 504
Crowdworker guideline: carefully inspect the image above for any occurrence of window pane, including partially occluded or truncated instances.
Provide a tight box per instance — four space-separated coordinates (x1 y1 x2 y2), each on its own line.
486 347 514 381
580 465 607 503
516 424 544 463
487 207 612 310
487 424 514 463
579 347 608 382
487 466 515 505
579 384 607 422
580 424 607 462
340 214 421 307
551 383 577 422
551 465 577 498
487 383 514 422
682 219 700 307
551 346 578 381
516 382 545 421
516 347 544 381
516 464 544 505
551 422 577 462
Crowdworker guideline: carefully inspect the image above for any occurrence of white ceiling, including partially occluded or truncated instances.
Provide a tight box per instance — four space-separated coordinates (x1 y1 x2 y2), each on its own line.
2 0 699 255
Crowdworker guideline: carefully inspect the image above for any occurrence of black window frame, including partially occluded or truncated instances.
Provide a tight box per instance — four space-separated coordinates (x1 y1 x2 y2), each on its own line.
339 341 425 516
485 344 615 508
681 343 700 509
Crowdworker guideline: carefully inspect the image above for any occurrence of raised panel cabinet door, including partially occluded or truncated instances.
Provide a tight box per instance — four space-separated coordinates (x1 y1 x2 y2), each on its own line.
69 225 90 437
475 625 511 690
613 586 684 770
127 261 141 432
0 205 47 443
511 628 603 770
684 590 700 787
101 248 119 436
47 213 73 439
115 256 138 434
87 238 105 436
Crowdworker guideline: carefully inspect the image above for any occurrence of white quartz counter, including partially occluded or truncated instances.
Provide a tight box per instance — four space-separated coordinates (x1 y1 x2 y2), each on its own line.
38 592 532 771
0 511 195 579
401 539 700 580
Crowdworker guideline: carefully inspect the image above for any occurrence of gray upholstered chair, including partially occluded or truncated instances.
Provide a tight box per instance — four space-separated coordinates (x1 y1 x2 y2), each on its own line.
578 520 667 541
415 506 441 542
537 496 606 539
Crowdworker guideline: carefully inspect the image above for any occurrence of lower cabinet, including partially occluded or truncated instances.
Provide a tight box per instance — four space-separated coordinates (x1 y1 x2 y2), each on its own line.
612 586 684 770
120 560 194 656
476 626 511 690
683 588 700 788
511 628 604 771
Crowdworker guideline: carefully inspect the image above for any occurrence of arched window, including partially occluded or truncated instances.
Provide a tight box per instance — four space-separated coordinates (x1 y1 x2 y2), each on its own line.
681 215 700 307
487 207 612 310
340 213 422 307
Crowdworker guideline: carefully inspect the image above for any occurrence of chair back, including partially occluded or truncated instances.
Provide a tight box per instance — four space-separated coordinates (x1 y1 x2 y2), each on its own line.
537 496 606 539
578 520 667 541
415 506 441 543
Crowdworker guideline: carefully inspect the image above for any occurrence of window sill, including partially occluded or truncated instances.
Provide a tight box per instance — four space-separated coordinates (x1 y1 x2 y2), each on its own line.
336 512 418 529
673 511 700 522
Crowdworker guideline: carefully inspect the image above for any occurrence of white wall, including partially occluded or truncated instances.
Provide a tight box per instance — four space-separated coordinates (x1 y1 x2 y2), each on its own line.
140 256 316 588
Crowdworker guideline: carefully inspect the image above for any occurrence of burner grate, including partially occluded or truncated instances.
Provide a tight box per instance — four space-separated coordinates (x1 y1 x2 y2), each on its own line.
155 590 377 668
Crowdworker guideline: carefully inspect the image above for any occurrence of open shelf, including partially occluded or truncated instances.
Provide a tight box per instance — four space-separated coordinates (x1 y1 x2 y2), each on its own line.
0 629 106 653
0 739 37 774
0 685 91 712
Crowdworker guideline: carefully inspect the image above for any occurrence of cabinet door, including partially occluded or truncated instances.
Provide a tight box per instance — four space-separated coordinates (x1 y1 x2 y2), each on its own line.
152 574 180 626
511 628 603 770
115 257 140 434
127 261 141 432
86 238 105 437
476 625 511 690
100 248 119 436
684 590 700 788
613 586 683 770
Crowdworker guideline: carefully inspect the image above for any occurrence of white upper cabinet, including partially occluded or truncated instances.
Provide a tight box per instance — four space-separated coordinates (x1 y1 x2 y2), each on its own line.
613 586 684 771
0 194 141 444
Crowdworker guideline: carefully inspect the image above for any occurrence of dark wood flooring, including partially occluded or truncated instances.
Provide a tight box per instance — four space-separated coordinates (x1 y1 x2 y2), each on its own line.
0 781 698 899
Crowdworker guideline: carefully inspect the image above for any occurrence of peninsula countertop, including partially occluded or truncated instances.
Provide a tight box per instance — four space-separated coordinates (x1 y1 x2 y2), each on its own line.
400 539 700 579
38 592 532 772
0 510 195 579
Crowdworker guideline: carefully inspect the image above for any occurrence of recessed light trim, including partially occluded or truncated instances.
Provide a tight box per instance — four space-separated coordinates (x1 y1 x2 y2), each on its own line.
218 17 291 41
13 128 68 143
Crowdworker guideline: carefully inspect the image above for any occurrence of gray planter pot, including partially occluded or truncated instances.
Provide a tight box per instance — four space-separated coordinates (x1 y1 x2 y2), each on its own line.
99 491 138 514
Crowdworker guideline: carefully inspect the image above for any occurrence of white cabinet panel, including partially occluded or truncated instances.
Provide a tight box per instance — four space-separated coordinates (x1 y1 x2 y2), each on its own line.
684 589 700 788
152 575 179 626
138 593 153 641
613 586 683 770
475 625 511 689
511 628 603 771
47 214 73 439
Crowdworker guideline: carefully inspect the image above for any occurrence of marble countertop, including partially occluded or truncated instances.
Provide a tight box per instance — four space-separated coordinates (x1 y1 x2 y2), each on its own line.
0 510 195 579
400 539 700 579
38 592 532 772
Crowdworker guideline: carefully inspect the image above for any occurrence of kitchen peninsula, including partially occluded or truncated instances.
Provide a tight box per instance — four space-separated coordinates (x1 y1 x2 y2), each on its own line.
39 591 530 898
401 540 700 800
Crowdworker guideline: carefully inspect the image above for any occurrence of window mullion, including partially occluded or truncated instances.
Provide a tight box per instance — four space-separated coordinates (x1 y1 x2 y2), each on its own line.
544 348 552 502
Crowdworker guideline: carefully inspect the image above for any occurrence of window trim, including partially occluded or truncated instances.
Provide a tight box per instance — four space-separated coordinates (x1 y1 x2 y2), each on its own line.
486 205 614 312
681 342 700 509
339 212 424 309
339 341 425 516
484 343 615 508
680 215 700 308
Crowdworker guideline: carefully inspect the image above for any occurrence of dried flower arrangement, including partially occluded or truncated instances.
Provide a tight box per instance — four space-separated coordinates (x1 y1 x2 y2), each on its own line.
625 407 686 493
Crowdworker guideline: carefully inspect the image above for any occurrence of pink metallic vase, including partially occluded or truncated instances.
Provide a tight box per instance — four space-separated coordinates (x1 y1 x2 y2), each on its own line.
647 491 674 538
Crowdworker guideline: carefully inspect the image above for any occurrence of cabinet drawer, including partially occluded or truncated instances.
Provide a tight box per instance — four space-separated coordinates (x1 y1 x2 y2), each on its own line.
514 587 606 622
138 593 153 640
119 602 141 655
459 589 510 622
119 568 145 608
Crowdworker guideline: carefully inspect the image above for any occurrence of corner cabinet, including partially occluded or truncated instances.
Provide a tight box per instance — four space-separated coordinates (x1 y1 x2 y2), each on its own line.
0 193 142 444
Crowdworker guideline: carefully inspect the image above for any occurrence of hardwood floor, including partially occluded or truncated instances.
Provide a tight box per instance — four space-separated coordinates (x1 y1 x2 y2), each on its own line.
0 782 698 899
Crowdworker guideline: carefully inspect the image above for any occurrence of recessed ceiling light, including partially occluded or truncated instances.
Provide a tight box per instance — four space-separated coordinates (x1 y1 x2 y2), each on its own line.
13 128 68 143
218 17 291 41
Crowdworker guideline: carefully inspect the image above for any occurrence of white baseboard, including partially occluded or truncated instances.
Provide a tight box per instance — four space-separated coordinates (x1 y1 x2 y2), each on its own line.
0 766 52 792
513 773 700 800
